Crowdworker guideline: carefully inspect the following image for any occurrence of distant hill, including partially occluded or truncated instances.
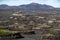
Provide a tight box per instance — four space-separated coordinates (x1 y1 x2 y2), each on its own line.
0 3 59 10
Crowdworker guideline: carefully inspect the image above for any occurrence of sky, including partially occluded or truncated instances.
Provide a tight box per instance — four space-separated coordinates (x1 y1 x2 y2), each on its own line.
0 0 60 7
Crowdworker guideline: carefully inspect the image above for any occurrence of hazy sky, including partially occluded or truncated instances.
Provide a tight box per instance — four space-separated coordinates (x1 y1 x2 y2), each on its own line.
0 0 60 7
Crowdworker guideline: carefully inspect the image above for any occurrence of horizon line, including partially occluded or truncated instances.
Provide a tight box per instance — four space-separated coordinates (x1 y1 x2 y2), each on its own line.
0 3 60 8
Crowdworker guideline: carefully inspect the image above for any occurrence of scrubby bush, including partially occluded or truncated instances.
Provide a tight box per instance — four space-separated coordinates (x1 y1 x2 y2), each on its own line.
0 30 14 35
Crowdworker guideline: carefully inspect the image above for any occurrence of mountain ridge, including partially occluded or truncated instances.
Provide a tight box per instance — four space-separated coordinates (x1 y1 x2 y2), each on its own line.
0 3 59 10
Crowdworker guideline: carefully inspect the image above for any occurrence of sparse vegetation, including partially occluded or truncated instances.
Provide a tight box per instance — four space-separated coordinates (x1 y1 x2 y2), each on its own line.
0 10 60 40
